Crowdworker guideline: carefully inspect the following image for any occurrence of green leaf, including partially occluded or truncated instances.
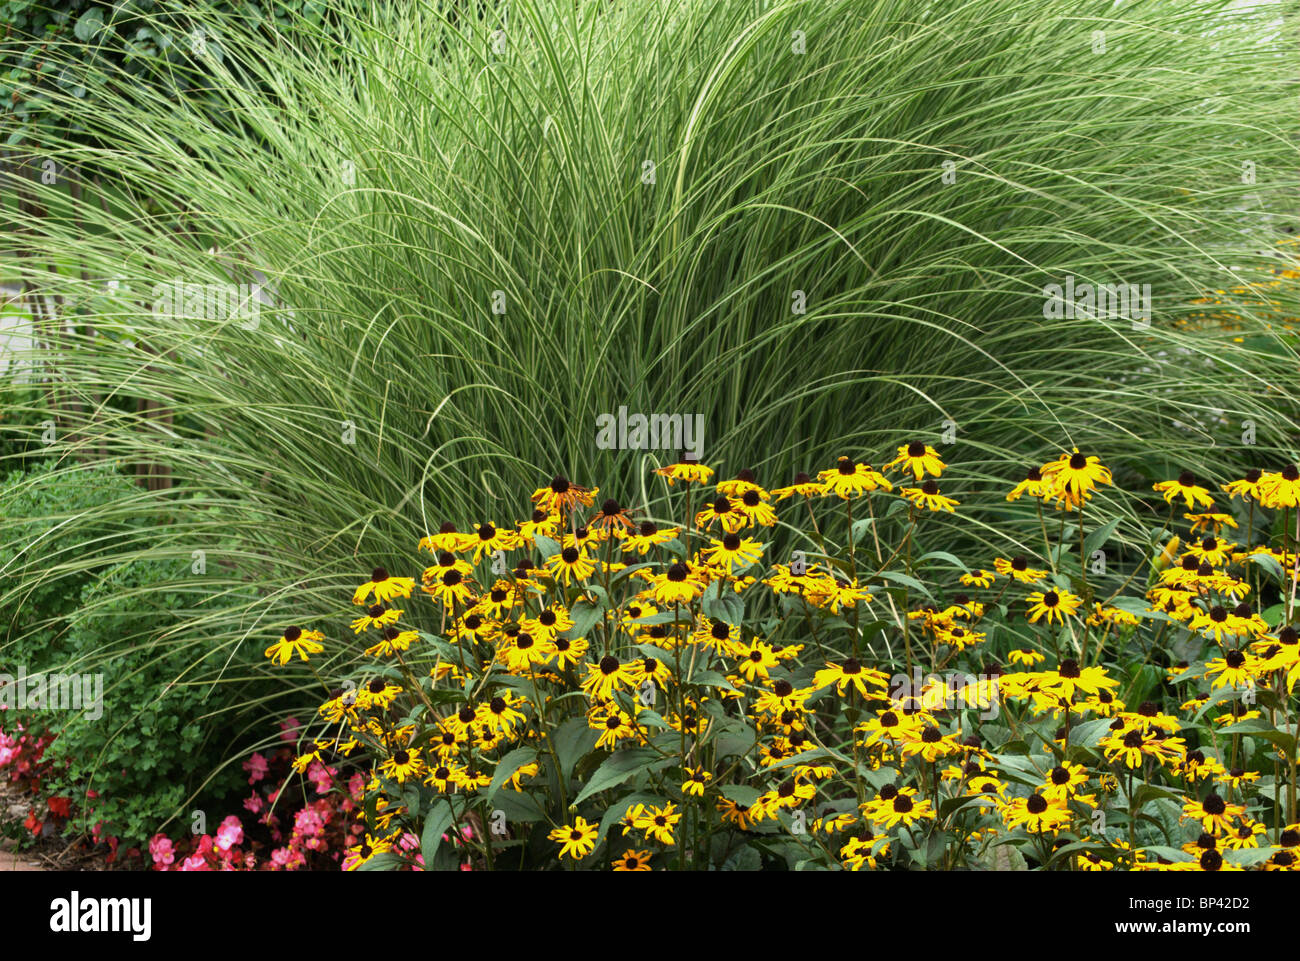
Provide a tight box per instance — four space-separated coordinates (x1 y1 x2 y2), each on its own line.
73 9 105 42
918 550 969 572
572 747 665 805
566 599 603 639
485 746 538 804
420 798 459 866
1083 517 1122 558
551 716 599 782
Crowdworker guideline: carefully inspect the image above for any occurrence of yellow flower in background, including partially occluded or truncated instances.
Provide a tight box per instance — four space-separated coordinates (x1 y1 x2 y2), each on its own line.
545 546 596 584
883 441 946 482
817 457 892 497
1006 465 1050 501
531 475 597 514
264 625 325 665
771 472 826 500
1153 471 1215 509
993 555 1049 582
1039 448 1111 508
703 531 764 572
353 566 416 605
900 479 959 512
653 460 714 486
1025 588 1082 625
1221 469 1264 503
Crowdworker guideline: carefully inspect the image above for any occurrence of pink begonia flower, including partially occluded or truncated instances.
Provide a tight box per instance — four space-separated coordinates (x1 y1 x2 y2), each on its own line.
180 853 210 871
307 760 334 794
215 815 244 852
243 793 264 814
149 834 175 866
242 751 269 784
278 717 301 742
294 806 324 838
347 772 366 799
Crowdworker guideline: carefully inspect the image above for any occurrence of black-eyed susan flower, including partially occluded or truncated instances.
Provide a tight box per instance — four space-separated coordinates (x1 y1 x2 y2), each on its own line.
1185 535 1235 567
771 472 825 500
1008 647 1045 667
517 508 561 544
620 519 679 555
548 816 599 860
900 479 959 512
884 441 946 482
350 604 402 633
1000 793 1071 833
582 654 636 699
840 832 890 870
353 566 416 606
993 555 1048 583
364 624 420 658
592 707 639 749
590 497 636 534
1221 468 1264 502
424 761 468 793
650 561 706 605
532 475 597 515
612 849 653 871
1025 588 1083 625
500 632 553 673
632 803 682 845
419 521 473 554
694 495 746 533
1039 449 1111 508
343 833 394 871
545 546 596 585
1041 762 1090 801
866 785 935 828
379 747 424 784
806 577 873 614
703 531 764 572
1036 659 1120 701
264 625 325 665
735 487 779 527
681 767 712 797
1259 464 1300 508
654 459 714 486
1006 465 1049 501
546 634 587 671
481 692 528 734
468 521 522 563
816 456 892 498
1101 725 1186 769
959 569 996 588
1202 648 1258 690
1184 512 1237 536
1153 471 1216 509
715 468 765 498
733 639 780 682
1181 793 1244 834
813 657 888 698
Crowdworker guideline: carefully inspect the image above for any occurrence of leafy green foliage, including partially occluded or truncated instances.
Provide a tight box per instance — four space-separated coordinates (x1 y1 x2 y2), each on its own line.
22 558 265 846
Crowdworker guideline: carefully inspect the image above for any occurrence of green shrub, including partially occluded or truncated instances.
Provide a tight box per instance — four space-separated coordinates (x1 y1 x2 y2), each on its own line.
30 558 264 846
